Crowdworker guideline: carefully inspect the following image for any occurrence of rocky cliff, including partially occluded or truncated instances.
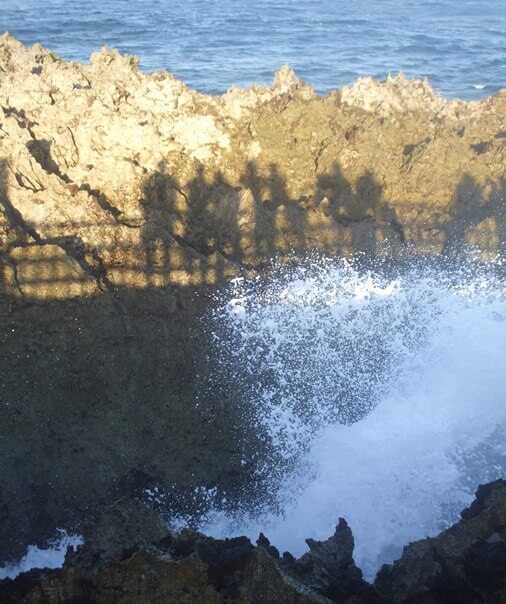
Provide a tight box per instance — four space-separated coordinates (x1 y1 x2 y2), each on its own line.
0 34 505 564
0 32 505 301
1 480 505 602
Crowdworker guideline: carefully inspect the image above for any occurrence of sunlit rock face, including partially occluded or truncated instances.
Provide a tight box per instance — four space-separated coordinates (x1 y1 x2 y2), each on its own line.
0 35 504 563
0 34 504 299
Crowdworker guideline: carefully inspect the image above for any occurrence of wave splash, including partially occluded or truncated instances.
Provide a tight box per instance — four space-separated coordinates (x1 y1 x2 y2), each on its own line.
203 256 506 580
0 531 83 580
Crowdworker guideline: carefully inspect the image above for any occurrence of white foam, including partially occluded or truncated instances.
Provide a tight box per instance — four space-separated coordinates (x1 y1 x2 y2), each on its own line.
203 258 506 580
0 531 83 580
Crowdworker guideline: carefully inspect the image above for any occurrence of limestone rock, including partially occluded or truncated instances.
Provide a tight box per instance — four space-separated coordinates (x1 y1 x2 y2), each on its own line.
0 35 504 567
64 497 170 569
283 519 368 601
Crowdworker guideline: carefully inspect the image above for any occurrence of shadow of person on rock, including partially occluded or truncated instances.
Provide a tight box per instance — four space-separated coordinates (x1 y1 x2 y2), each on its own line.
488 177 506 257
184 163 237 282
239 161 271 264
140 161 185 287
317 162 405 257
442 174 505 258
269 162 307 254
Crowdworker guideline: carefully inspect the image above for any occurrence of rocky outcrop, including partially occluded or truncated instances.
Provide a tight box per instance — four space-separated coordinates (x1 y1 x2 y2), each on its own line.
0 34 504 562
0 33 504 301
375 479 506 603
1 480 504 603
0 497 371 603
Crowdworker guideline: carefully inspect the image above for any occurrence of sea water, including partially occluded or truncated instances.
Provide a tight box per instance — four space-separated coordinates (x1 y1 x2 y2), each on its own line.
0 0 505 99
0 531 82 580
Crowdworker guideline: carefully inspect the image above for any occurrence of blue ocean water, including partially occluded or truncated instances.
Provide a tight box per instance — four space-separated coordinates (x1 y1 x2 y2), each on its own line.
0 0 504 99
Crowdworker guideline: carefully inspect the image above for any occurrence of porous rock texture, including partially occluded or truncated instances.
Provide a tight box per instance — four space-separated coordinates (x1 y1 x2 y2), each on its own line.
0 33 505 561
1 32 505 298
375 479 506 603
0 480 505 603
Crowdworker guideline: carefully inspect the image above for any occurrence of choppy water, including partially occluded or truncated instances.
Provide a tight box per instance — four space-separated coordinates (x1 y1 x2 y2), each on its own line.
1 0 505 99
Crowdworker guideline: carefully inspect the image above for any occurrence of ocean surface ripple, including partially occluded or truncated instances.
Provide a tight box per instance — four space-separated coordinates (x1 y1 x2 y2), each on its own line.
1 0 505 99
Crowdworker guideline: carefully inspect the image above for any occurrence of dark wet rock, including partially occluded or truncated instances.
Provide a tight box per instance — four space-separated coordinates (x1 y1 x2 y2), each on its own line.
460 480 501 520
0 500 362 603
283 518 372 602
64 497 170 569
1 481 505 602
257 532 280 558
374 479 506 603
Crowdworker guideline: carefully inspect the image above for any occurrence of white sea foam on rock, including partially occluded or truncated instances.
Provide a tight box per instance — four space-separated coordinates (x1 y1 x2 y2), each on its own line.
0 531 83 580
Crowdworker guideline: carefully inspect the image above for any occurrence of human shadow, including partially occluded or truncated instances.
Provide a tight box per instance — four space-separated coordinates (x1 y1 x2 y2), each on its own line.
317 162 406 256
3 156 505 299
442 174 506 257
140 160 179 287
2 156 506 567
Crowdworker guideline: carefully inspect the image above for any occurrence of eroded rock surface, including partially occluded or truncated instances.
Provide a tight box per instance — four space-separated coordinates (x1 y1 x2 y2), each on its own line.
0 33 504 301
0 498 373 602
0 34 505 562
376 479 506 603
1 481 504 603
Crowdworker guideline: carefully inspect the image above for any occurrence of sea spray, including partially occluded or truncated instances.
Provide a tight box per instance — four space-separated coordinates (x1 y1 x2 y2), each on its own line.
0 531 83 580
202 256 506 580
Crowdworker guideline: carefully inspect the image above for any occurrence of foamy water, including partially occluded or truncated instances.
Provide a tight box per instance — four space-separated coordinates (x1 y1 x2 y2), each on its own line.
203 257 506 580
0 531 82 580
